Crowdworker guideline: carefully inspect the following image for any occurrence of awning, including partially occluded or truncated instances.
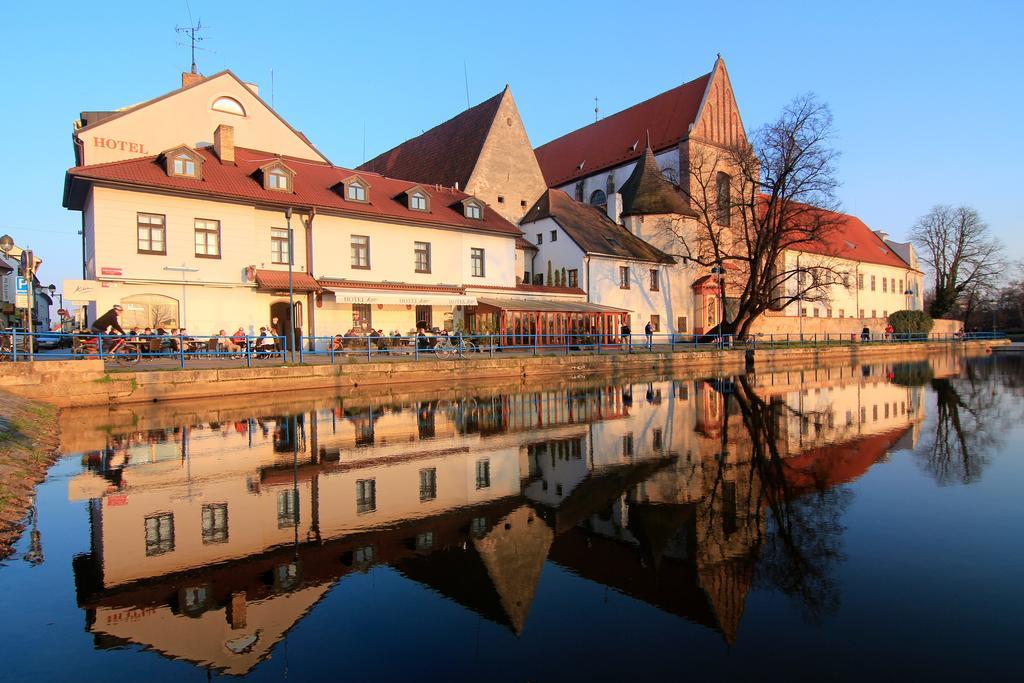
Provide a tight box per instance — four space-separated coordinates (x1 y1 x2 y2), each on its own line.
476 297 628 313
325 289 477 307
254 269 321 292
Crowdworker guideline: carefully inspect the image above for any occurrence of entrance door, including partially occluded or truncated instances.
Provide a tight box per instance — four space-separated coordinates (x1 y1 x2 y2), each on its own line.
415 305 433 330
270 301 302 350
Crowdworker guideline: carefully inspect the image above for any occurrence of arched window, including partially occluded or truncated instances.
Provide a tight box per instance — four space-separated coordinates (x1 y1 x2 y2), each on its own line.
589 189 607 206
121 294 180 329
211 96 246 116
716 172 731 226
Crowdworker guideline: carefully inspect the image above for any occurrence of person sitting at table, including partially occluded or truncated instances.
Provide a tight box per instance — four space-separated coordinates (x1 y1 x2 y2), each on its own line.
230 327 246 352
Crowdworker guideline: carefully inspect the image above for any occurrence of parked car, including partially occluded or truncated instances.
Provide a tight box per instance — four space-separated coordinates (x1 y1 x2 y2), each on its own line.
35 332 62 349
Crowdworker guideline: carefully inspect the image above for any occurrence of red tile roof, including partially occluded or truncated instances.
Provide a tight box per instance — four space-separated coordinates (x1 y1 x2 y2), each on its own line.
64 146 522 237
357 89 506 189
534 72 711 187
515 236 538 251
319 279 464 294
254 269 321 292
788 205 915 270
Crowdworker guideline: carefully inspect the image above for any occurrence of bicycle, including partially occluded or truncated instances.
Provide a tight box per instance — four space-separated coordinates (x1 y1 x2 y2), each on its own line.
75 335 142 366
433 335 475 360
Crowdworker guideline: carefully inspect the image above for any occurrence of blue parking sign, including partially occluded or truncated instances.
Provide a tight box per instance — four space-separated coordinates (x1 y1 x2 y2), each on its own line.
15 277 27 294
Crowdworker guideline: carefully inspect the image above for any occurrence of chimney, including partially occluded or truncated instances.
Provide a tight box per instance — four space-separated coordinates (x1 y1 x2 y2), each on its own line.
214 124 235 164
181 71 205 88
606 192 623 224
875 229 890 243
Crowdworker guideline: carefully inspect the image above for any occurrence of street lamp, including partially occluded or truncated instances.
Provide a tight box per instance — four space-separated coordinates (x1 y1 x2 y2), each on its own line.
285 207 296 363
710 261 725 348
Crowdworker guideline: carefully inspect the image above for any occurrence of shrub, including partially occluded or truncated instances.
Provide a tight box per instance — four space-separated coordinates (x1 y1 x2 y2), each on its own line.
888 310 933 334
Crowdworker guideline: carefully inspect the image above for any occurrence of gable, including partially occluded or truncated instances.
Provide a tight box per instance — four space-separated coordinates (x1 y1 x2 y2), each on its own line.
691 60 747 148
465 88 549 223
76 71 328 166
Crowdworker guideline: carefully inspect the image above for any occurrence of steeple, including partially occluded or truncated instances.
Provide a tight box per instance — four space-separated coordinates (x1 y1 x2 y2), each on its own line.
618 145 694 217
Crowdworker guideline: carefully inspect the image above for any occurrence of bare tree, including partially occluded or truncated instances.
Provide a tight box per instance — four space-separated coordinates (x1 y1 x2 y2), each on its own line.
909 205 1003 320
670 94 847 339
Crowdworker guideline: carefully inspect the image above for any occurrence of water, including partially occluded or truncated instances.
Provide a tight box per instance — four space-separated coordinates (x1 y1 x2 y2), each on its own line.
1 353 1022 681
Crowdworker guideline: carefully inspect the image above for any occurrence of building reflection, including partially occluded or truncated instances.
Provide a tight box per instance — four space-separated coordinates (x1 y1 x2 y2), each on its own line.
69 362 930 675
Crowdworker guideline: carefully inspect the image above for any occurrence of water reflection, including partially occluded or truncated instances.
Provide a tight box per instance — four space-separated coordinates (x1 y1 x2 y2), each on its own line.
63 354 996 676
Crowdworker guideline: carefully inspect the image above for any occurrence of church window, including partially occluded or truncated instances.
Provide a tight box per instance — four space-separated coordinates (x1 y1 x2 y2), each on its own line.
589 189 607 206
716 172 731 226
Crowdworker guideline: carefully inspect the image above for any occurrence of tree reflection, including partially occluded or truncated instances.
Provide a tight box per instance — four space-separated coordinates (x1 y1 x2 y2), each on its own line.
728 376 849 624
919 361 1002 485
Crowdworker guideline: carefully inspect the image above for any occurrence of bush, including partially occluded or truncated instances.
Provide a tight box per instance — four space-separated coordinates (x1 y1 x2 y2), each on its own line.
888 310 933 334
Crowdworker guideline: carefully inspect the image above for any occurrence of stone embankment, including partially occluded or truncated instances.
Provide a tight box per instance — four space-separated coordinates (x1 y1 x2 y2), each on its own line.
0 340 1003 408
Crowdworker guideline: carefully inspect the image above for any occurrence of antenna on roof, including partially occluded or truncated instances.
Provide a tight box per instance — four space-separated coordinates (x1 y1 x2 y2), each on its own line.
175 3 207 74
594 96 600 122
463 59 471 110
270 68 275 109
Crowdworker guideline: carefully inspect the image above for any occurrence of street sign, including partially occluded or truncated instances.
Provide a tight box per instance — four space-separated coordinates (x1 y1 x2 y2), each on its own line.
15 276 28 309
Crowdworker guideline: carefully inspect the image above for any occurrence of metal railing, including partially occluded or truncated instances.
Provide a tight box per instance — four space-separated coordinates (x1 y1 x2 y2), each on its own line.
0 329 1004 368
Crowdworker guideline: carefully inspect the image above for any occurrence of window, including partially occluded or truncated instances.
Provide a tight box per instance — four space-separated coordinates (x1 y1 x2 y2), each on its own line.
352 303 372 331
899 279 904 293
882 277 887 293
653 428 663 451
351 235 370 269
267 168 291 191
464 200 483 219
356 479 377 513
497 196 505 203
716 172 731 226
536 233 543 245
872 309 877 318
860 309 865 318
649 269 659 291
623 433 634 457
813 308 820 317
568 269 578 288
410 191 428 211
211 96 246 116
883 310 888 318
858 273 864 290
137 213 166 254
271 228 290 264
419 468 437 502
121 293 179 329
870 275 876 291
194 219 221 258
414 241 431 273
415 305 432 329
891 277 896 293
277 489 299 529
347 181 367 202
589 189 607 206
144 513 174 556
471 248 485 277
550 230 557 242
173 153 198 178
839 309 845 318
471 516 488 538
677 316 688 332
353 545 375 565
201 504 228 544
650 315 660 332
475 459 491 489
416 531 435 551
619 266 630 289
827 309 832 318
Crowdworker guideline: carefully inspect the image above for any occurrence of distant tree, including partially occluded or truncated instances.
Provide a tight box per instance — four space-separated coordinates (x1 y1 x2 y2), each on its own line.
560 267 567 288
909 205 1003 319
888 310 933 335
547 260 553 287
673 94 847 340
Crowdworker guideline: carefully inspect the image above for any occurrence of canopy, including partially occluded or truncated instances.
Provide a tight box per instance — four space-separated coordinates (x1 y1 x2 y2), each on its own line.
325 288 477 307
476 297 627 313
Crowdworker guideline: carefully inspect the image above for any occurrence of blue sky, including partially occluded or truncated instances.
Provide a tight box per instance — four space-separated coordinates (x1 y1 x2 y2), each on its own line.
3 0 1021 291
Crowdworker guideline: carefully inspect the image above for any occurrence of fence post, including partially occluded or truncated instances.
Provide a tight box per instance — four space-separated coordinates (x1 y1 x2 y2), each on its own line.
12 329 18 362
367 336 372 361
246 336 252 368
178 334 185 369
533 333 538 357
414 335 419 361
330 338 335 365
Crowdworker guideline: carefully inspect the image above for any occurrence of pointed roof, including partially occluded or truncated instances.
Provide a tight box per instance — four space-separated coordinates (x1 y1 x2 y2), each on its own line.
535 69 712 186
522 189 675 264
358 88 507 188
618 144 695 217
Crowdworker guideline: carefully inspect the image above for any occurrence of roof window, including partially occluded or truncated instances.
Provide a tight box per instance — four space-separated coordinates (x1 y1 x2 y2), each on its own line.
211 96 246 116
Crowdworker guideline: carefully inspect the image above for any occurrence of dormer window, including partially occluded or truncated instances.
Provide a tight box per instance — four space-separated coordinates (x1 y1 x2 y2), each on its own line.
163 146 203 180
405 185 431 212
260 161 295 192
340 175 371 203
463 198 483 220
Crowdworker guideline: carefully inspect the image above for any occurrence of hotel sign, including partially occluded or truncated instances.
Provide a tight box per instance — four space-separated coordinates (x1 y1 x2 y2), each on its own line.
330 290 477 307
92 136 148 154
